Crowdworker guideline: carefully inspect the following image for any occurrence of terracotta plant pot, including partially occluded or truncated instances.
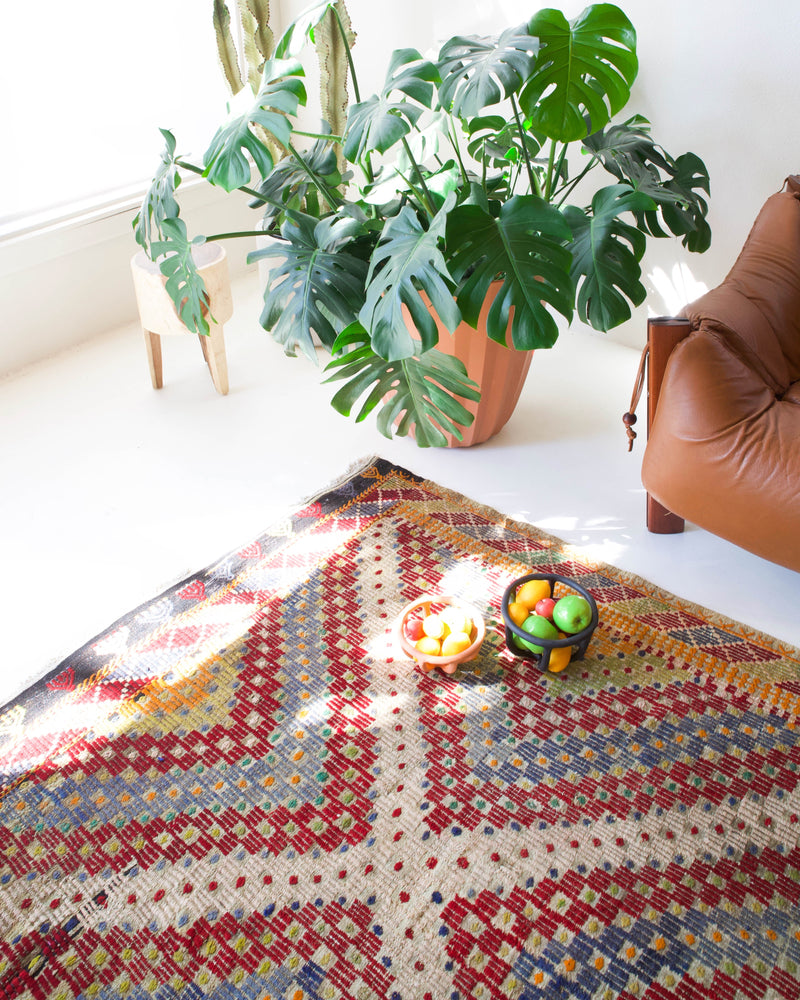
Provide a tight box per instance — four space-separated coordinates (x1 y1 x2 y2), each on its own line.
408 282 533 448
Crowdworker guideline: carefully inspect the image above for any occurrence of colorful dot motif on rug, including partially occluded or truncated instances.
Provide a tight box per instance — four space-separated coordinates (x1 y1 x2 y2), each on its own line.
1 458 800 1000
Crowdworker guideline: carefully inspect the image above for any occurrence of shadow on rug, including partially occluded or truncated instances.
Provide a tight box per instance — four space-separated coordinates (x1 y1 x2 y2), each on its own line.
1 457 799 999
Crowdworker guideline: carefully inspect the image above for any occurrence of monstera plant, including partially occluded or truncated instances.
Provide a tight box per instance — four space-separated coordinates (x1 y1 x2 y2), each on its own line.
134 0 710 446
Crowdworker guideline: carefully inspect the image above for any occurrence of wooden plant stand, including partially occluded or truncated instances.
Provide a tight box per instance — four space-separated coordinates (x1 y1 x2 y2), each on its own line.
130 244 233 395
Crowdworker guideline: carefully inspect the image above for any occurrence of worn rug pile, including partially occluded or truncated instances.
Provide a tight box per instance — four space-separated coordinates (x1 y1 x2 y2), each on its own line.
1 458 800 1000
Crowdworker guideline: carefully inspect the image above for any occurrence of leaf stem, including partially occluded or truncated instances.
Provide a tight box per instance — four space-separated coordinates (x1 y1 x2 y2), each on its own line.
553 154 599 207
395 168 434 219
511 157 522 196
284 142 344 209
176 158 265 202
510 94 540 198
447 119 470 187
552 143 569 192
206 229 286 242
543 142 557 202
292 128 344 143
326 5 374 183
362 151 375 187
400 136 436 217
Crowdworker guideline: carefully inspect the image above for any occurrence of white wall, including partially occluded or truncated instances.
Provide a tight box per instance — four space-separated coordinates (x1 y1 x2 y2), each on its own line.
2 0 798 376
0 0 258 378
610 0 800 344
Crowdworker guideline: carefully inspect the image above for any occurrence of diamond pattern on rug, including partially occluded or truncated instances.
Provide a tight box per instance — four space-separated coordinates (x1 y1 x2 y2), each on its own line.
1 458 799 1000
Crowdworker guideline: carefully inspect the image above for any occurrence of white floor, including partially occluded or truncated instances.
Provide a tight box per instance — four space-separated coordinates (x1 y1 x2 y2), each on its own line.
2 269 799 707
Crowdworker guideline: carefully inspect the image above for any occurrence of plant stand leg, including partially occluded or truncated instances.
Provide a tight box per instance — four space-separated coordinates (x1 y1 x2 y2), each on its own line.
198 327 229 395
131 245 233 395
144 329 163 389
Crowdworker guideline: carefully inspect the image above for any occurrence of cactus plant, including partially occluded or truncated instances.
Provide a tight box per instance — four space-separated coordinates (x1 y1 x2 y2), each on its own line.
212 0 274 96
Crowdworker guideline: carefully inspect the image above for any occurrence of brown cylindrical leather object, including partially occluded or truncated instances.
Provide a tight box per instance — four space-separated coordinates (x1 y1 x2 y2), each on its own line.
646 318 691 533
642 329 800 572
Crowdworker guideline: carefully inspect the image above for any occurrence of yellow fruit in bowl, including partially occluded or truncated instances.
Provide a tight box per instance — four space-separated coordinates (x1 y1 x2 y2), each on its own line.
441 631 472 657
516 579 552 610
548 641 572 673
441 606 470 636
507 601 529 627
422 614 447 639
416 636 442 657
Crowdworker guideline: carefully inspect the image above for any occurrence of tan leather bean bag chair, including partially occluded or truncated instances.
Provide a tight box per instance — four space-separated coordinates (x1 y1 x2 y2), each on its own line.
641 176 800 572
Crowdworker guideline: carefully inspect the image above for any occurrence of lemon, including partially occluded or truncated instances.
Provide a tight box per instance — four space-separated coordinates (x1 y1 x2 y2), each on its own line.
547 644 572 673
422 614 447 639
441 607 470 635
441 631 472 657
416 636 442 657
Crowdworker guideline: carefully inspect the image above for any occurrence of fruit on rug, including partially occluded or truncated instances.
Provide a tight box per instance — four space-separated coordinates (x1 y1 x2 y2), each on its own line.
409 606 478 658
553 594 593 634
535 596 557 620
515 578 552 610
547 640 572 673
415 636 443 657
517 613 559 653
441 606 471 636
442 631 473 657
404 617 425 643
507 601 529 627
422 614 447 639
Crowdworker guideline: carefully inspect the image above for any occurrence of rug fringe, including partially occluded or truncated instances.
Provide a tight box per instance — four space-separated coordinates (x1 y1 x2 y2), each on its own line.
301 454 381 505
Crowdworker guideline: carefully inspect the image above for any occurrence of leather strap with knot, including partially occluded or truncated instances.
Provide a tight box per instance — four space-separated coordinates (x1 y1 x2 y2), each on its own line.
623 342 649 451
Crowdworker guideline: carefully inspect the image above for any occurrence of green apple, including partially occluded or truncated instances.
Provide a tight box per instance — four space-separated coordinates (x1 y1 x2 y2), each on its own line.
516 613 559 653
552 594 592 635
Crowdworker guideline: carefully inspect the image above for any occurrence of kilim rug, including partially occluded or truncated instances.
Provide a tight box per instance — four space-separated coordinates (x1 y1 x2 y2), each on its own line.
2 457 800 1000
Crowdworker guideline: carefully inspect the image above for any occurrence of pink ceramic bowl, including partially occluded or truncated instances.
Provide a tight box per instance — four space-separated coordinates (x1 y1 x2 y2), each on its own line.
397 594 485 674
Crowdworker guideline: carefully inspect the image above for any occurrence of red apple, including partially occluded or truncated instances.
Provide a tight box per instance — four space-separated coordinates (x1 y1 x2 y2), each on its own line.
534 597 557 620
404 617 425 642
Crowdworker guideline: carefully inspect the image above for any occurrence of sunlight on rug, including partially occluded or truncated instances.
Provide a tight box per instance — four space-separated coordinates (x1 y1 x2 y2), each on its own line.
1 457 799 999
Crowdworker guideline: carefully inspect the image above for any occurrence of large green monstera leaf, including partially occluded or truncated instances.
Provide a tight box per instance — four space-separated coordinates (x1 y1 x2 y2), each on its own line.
343 48 438 165
358 197 461 361
383 48 440 106
203 57 306 191
324 323 480 447
583 116 711 252
252 135 344 228
446 195 574 350
521 4 638 141
250 211 368 359
133 128 181 253
149 219 212 336
652 153 711 253
563 184 655 331
436 24 539 118
343 94 424 162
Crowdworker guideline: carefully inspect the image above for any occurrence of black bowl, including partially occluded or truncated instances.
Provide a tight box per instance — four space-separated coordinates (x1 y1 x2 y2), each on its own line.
501 572 599 672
